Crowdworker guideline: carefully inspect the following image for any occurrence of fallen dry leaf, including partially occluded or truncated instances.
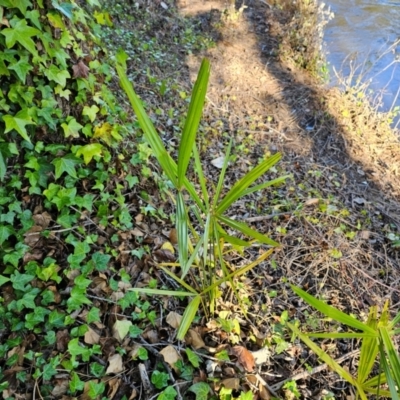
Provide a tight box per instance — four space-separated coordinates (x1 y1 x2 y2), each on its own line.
51 379 69 397
32 212 52 228
106 353 124 374
221 378 240 390
205 359 219 377
72 60 89 78
211 156 226 169
0 17 10 27
84 327 100 345
231 346 255 372
56 330 70 352
185 329 205 349
110 291 124 302
159 345 181 371
131 227 144 237
154 249 175 262
353 197 366 205
252 347 270 366
358 230 371 240
23 250 43 263
129 343 143 360
143 329 159 344
259 383 272 400
166 311 182 329
161 241 175 254
118 281 132 291
169 228 178 244
107 377 121 399
23 225 42 246
304 198 320 207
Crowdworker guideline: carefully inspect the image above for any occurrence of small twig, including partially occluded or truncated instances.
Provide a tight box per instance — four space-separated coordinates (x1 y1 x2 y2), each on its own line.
137 338 183 400
270 349 360 392
256 0 272 8
245 212 292 222
138 363 154 397
86 294 117 304
34 379 44 400
70 206 110 237
252 372 282 399
192 350 238 367
349 263 400 296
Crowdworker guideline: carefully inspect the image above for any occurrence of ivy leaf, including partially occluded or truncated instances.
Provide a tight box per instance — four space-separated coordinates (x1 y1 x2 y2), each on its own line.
0 0 32 15
68 338 91 359
151 371 169 390
88 381 105 399
86 0 100 6
37 107 57 130
93 122 113 146
1 18 40 56
26 9 42 29
93 123 123 146
8 55 32 84
240 391 254 400
44 64 70 88
61 117 83 138
75 143 103 165
3 108 35 142
69 372 84 393
87 307 100 324
91 252 111 272
188 383 211 400
112 319 132 342
0 275 10 286
52 155 80 179
67 286 92 312
0 58 10 76
51 0 74 20
82 105 99 123
186 348 200 368
158 386 177 400
93 11 113 27
47 11 65 30
54 85 71 100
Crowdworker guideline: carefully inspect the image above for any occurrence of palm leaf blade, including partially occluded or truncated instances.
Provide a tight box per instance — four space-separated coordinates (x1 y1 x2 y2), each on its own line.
291 285 376 335
177 59 210 187
216 153 281 214
218 215 279 247
177 295 201 340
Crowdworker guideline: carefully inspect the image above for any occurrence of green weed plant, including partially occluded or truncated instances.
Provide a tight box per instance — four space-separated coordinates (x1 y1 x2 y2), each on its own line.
117 56 290 339
289 285 400 399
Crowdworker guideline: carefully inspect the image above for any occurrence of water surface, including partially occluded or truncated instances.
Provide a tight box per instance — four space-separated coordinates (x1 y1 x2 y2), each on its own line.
323 0 400 113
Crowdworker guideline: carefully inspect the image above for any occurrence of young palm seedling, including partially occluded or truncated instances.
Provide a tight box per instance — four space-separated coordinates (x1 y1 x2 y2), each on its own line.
288 285 400 399
116 55 290 339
